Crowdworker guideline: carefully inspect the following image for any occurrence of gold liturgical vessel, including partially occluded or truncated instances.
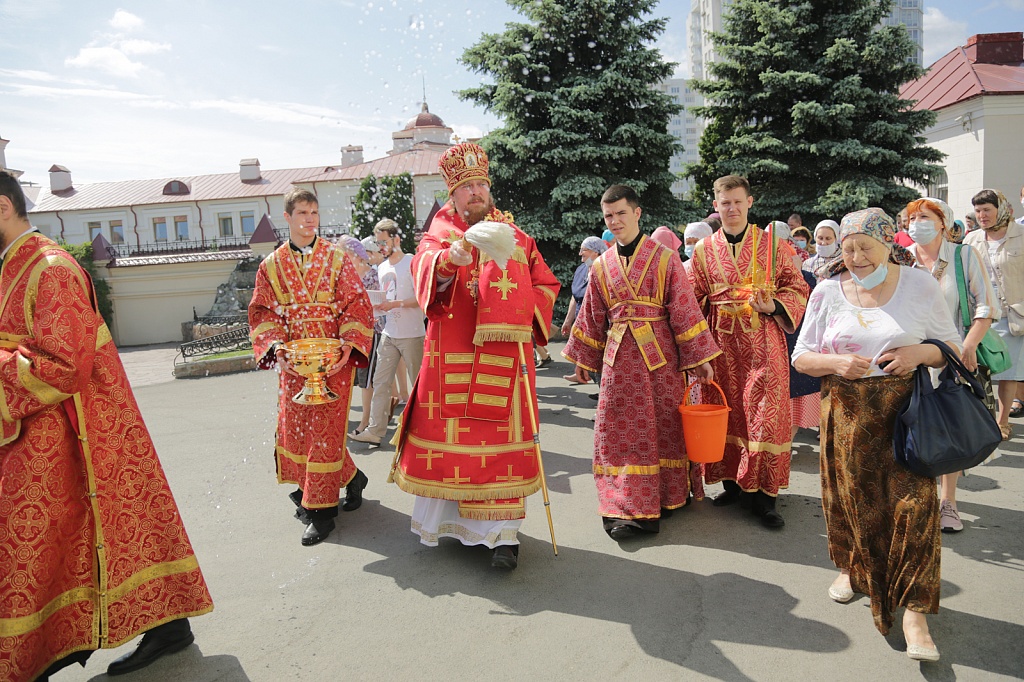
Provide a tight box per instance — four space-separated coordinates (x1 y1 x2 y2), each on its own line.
283 338 343 404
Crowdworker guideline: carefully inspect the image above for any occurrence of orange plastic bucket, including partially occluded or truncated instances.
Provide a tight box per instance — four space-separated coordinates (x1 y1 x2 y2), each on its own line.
678 379 731 463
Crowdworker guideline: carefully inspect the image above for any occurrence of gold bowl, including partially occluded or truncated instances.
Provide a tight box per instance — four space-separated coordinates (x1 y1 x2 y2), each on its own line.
283 338 343 404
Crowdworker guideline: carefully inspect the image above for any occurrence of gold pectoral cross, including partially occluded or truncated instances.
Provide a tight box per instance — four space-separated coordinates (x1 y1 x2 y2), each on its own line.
489 271 518 301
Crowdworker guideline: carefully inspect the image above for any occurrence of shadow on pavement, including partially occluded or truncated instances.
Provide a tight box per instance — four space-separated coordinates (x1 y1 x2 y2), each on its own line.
83 648 249 682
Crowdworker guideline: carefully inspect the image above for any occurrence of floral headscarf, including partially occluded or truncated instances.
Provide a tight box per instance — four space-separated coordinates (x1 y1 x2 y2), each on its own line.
980 189 1014 233
816 208 916 280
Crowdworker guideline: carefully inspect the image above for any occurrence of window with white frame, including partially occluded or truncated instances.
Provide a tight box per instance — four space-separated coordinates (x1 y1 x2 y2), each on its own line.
175 216 189 241
88 221 102 240
153 217 168 242
219 213 234 237
109 220 125 244
241 211 255 235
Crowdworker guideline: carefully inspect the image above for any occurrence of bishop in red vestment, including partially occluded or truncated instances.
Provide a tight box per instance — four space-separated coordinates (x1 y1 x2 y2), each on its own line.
0 172 212 682
249 188 374 546
563 185 720 540
687 176 809 527
389 143 560 570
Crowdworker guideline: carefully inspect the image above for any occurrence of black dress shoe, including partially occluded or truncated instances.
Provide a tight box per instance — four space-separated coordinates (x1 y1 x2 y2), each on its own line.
107 619 194 676
759 509 785 528
301 518 336 546
536 356 552 368
342 469 368 511
588 393 599 401
491 545 519 569
712 487 741 506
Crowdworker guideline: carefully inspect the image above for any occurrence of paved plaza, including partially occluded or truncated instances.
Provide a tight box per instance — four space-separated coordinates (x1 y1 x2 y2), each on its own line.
56 343 1024 681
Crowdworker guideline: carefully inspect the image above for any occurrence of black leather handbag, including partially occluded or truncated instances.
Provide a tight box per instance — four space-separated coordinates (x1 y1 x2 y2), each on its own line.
893 339 1002 477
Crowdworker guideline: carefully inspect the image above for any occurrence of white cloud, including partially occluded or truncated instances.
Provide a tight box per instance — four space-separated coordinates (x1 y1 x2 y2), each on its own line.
0 81 156 102
65 46 145 78
0 68 58 82
923 7 968 66
118 39 172 56
190 98 385 133
450 123 484 141
109 9 143 32
258 45 286 54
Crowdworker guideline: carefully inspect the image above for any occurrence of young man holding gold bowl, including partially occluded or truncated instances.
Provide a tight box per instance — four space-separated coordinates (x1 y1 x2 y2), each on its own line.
249 188 375 546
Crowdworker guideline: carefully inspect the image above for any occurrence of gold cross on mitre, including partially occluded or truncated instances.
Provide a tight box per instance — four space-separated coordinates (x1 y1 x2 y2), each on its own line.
489 271 518 301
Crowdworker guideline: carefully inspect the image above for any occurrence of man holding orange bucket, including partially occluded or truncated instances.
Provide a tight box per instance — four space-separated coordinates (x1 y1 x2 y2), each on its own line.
687 176 809 528
564 185 721 540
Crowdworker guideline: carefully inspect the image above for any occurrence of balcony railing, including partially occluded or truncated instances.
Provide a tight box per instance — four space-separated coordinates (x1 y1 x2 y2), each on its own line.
105 235 253 259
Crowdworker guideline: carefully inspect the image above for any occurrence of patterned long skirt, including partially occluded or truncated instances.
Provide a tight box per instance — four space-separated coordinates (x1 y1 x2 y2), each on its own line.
820 374 940 635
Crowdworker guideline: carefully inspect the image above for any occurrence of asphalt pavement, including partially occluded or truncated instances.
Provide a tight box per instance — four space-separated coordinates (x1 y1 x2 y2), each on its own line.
55 342 1024 681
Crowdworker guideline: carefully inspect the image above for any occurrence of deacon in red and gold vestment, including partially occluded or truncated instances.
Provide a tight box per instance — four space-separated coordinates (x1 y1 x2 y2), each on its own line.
687 175 809 528
389 143 559 570
249 188 374 547
0 172 212 682
563 185 720 540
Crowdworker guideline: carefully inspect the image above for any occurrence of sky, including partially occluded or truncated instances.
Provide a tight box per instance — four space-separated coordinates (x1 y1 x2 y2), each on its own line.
0 1 1021 186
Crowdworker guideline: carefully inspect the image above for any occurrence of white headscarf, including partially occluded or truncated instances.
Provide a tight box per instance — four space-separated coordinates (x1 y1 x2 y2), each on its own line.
814 219 839 240
684 221 713 240
767 220 790 241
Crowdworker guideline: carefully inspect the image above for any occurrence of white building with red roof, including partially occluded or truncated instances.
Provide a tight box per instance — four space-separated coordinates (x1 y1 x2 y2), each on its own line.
901 32 1024 217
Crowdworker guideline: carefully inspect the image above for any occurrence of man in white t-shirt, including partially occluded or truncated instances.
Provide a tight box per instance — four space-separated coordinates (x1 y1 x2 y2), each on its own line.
352 219 426 446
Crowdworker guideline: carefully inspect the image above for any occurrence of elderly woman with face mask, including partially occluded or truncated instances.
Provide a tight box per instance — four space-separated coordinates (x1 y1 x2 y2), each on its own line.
803 220 839 281
682 221 713 266
793 208 961 662
905 197 1001 533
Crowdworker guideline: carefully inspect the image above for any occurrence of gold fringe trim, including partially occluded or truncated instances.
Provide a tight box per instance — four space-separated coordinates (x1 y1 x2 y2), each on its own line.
458 508 527 521
392 468 540 501
472 329 532 345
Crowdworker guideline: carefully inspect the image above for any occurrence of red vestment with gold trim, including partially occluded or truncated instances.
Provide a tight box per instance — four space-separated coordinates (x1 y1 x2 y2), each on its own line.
0 233 213 682
563 235 721 516
687 226 809 495
390 203 559 520
249 238 374 509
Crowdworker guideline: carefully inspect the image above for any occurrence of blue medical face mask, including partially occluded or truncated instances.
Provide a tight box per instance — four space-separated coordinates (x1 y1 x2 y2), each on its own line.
793 239 807 250
684 245 695 258
850 261 888 290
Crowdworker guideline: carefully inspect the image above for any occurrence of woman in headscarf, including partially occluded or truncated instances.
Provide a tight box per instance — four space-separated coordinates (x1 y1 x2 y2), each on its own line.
650 225 683 258
905 197 1000 533
682 221 713 268
561 236 608 383
791 225 814 255
339 236 385 436
964 189 1024 441
793 208 961 662
803 220 839 281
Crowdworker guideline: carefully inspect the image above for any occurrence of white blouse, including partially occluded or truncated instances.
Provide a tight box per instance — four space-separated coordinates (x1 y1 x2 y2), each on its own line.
792 266 961 378
906 240 1000 336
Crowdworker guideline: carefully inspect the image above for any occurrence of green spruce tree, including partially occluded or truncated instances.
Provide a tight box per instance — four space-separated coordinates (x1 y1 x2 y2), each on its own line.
687 0 943 225
351 174 380 238
376 173 418 255
460 0 684 283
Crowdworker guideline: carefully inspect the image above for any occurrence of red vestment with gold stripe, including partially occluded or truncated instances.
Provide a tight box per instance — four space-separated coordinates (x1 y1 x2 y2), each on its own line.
390 204 560 520
249 238 374 509
0 233 213 682
687 227 809 495
563 235 722 517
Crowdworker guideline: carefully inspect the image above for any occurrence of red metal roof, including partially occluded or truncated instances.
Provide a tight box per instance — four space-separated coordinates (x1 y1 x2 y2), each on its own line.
902 34 1024 111
30 166 329 214
296 145 446 183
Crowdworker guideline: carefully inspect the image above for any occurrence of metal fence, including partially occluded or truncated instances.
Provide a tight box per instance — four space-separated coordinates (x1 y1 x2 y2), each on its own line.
177 326 252 362
106 235 253 259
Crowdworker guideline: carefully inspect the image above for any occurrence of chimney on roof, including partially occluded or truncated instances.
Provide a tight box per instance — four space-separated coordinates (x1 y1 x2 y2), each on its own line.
966 33 1024 65
48 165 72 192
340 145 364 168
240 158 261 182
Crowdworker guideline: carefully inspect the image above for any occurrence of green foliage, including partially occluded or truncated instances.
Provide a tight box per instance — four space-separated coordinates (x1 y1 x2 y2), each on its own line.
58 240 114 324
459 0 686 289
350 172 418 254
686 0 944 226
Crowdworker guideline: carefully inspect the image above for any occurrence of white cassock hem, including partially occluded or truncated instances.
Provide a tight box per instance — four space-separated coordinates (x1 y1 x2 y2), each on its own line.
410 496 522 548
